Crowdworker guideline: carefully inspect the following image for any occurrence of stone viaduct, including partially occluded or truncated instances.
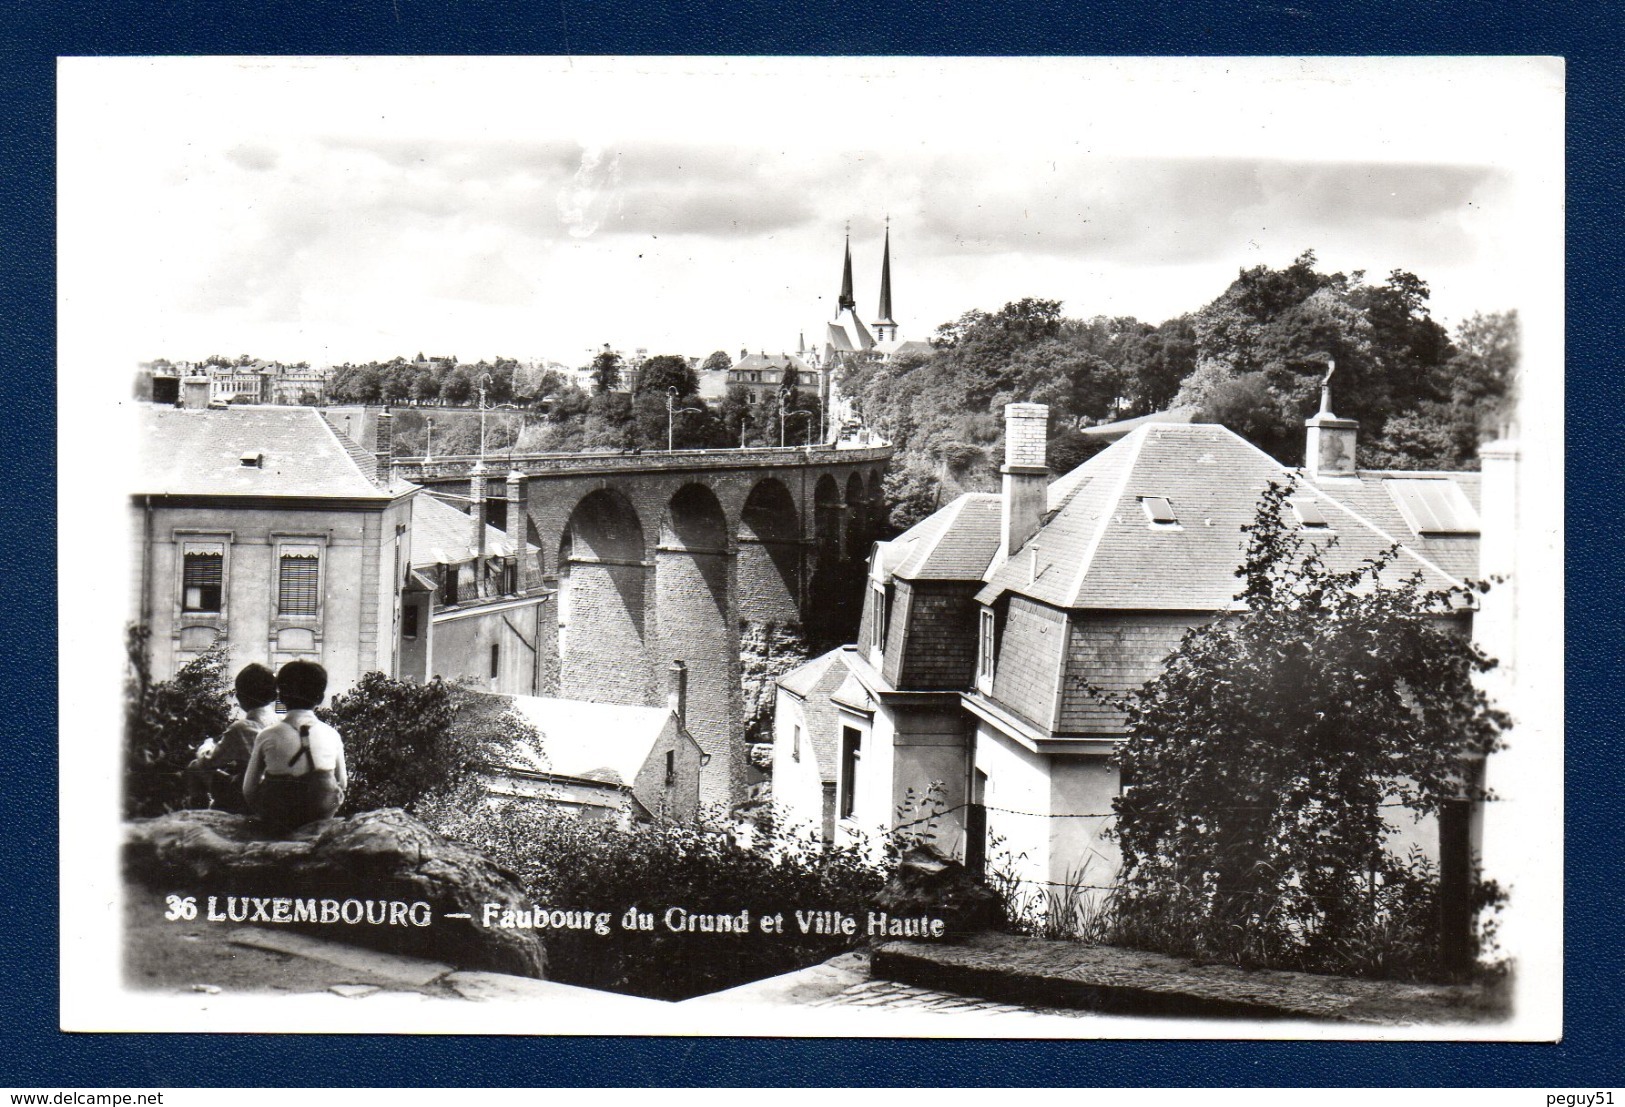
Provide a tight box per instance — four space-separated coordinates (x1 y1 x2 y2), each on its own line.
393 445 893 810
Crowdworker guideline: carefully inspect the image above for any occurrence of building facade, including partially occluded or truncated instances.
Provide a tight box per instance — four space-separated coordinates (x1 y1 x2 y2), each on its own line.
130 406 415 692
774 398 1485 898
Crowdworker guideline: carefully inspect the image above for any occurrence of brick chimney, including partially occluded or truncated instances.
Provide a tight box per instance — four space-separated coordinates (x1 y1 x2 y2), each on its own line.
1304 360 1357 479
667 660 687 725
1000 402 1049 561
374 408 394 484
505 470 528 594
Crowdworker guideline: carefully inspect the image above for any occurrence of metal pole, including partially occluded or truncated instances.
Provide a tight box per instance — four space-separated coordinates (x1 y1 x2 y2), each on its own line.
478 378 488 459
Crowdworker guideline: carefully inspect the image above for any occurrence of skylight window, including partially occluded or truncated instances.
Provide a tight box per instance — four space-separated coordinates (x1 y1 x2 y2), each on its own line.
1140 496 1178 525
1292 500 1329 528
1384 479 1480 536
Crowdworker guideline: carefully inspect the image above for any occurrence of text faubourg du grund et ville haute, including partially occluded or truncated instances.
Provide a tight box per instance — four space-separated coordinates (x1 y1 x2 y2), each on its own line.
163 894 947 939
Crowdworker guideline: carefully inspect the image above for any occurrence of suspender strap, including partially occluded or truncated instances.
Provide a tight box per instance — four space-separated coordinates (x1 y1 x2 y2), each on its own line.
287 725 315 771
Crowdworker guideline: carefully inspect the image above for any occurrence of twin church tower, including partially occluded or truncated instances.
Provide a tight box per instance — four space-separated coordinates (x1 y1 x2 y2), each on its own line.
815 223 920 366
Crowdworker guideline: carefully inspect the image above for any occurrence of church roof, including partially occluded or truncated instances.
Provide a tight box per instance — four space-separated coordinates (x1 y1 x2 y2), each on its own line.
826 307 875 354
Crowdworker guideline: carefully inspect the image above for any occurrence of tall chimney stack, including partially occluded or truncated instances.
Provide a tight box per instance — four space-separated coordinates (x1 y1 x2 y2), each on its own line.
374 408 394 484
1304 360 1358 479
1000 403 1049 561
667 660 687 724
505 470 528 594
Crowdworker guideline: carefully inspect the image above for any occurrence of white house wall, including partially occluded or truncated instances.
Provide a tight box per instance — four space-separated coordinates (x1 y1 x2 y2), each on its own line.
770 688 828 836
972 719 1052 897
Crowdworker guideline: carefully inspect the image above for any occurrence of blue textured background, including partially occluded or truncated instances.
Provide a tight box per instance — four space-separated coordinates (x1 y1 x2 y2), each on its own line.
5 0 1618 1088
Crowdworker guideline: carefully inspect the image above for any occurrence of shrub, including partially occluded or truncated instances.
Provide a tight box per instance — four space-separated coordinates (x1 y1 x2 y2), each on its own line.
428 797 889 999
1105 481 1508 981
123 624 234 818
321 674 541 817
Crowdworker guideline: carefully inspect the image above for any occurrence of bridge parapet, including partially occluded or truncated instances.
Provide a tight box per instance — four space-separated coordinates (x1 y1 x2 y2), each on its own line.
395 444 893 483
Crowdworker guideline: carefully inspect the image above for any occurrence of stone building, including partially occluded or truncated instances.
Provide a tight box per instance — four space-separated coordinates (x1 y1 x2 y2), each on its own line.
130 405 415 690
774 398 1485 896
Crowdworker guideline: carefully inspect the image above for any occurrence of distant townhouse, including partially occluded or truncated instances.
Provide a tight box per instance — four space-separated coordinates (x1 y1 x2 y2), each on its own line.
209 363 272 405
728 351 819 407
773 397 1485 895
130 404 415 692
270 363 329 405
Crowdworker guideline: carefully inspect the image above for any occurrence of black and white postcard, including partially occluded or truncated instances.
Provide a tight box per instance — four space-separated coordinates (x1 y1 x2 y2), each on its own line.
58 55 1563 1039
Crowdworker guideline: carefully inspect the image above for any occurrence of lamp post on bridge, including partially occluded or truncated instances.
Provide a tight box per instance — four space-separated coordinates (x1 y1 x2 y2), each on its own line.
667 387 705 452
477 374 493 459
425 417 434 461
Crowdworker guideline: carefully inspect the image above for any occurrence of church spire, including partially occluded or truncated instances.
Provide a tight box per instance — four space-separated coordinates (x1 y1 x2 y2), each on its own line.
838 225 856 313
874 219 896 332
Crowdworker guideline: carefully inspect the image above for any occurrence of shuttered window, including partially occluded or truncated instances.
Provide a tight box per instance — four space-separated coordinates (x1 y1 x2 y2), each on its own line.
182 551 223 613
278 550 320 616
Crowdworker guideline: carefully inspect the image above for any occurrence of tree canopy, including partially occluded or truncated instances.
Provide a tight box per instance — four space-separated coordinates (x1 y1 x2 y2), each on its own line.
635 353 699 398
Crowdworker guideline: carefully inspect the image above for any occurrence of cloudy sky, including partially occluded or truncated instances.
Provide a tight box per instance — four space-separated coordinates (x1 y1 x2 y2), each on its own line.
59 57 1561 371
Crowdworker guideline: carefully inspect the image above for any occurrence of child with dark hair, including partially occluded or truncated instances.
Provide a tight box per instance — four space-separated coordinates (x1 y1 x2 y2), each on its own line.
187 662 278 813
243 660 348 832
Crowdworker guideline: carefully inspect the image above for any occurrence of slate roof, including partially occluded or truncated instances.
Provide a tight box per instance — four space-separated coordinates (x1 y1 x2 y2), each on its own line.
135 406 400 499
873 493 1003 583
500 696 674 787
409 490 522 567
1316 471 1482 582
733 352 815 376
977 423 1475 611
776 647 866 784
1078 406 1200 443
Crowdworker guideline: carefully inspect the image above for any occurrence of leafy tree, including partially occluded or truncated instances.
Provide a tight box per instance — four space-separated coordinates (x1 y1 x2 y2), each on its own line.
380 358 413 404
589 347 624 394
1107 482 1507 979
440 365 474 406
124 624 234 818
634 353 699 398
409 364 439 404
701 349 733 373
1195 369 1294 461
545 379 592 423
322 673 542 816
582 391 635 449
718 383 759 447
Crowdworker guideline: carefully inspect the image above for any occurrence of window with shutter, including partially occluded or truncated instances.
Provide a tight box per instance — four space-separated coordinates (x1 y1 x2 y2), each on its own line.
278 549 320 616
182 551 223 613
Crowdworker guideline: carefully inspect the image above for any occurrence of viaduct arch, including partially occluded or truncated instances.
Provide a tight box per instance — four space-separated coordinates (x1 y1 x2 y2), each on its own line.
396 446 892 807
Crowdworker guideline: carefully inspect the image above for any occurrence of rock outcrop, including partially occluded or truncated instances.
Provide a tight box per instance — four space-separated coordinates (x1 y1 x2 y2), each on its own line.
124 808 546 979
870 844 1006 939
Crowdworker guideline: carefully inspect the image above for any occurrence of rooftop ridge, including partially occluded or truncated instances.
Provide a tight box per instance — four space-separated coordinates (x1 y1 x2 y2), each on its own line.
1061 424 1152 607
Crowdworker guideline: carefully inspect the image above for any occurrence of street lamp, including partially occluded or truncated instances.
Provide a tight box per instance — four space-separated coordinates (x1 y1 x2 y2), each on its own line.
666 387 705 452
425 417 434 461
477 374 493 458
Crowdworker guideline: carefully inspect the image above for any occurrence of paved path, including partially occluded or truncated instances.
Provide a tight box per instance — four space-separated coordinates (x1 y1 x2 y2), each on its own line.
809 977 1042 1016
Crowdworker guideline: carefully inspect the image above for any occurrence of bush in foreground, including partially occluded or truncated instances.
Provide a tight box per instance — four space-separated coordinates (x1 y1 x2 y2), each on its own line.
429 798 889 999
